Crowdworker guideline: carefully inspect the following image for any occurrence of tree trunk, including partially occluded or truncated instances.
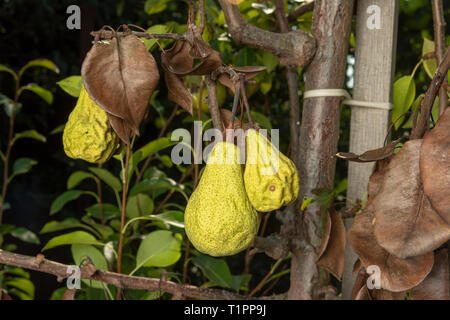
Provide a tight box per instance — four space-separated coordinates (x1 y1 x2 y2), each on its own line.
285 0 354 300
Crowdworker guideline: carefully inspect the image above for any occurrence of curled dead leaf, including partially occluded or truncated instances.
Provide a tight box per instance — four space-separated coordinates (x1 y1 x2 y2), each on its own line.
82 32 160 142
336 137 404 162
316 210 346 280
372 140 450 259
420 106 450 226
411 248 449 300
348 168 434 292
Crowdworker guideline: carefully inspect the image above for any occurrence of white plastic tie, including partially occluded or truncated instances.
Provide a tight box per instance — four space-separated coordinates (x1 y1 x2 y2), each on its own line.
303 89 394 111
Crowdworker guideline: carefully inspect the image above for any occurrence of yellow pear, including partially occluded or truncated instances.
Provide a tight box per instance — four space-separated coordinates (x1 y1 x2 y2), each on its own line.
63 85 119 163
184 142 259 257
244 129 299 212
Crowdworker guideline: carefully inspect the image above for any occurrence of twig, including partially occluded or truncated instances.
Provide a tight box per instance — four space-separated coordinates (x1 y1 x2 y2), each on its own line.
411 46 450 139
0 250 250 300
0 76 20 225
217 0 316 67
205 76 222 130
431 0 448 116
274 0 300 163
90 30 184 41
248 258 283 297
288 1 315 22
153 165 194 214
135 105 179 186
116 144 131 277
199 0 206 35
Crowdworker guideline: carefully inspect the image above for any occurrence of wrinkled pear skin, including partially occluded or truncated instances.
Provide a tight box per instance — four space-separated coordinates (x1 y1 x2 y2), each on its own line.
63 86 118 164
185 142 259 257
244 129 299 212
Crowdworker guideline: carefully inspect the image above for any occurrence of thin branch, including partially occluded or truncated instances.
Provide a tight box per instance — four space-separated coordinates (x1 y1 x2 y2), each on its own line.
217 0 316 67
411 46 450 139
117 144 131 277
288 1 315 22
0 250 250 300
135 105 179 185
431 0 448 116
205 76 222 130
274 0 300 162
199 0 206 35
90 30 184 41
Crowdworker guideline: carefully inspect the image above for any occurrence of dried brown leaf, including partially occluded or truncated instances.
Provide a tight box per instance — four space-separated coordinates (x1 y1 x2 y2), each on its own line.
348 167 434 292
411 248 449 300
420 106 450 225
373 140 450 259
164 71 193 115
336 137 404 162
316 210 346 280
217 66 267 92
82 34 160 139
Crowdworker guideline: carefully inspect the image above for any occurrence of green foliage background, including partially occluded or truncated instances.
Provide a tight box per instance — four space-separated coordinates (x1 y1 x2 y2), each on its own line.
0 0 449 299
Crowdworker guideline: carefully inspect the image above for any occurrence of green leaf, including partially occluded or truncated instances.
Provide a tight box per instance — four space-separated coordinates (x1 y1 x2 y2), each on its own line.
250 111 272 130
0 64 18 81
0 94 21 117
152 210 184 228
260 73 273 94
56 75 82 97
422 38 437 79
392 76 416 129
144 0 168 15
0 234 3 247
403 95 440 129
71 244 108 289
40 218 84 234
126 194 154 218
142 25 169 51
19 83 53 104
136 230 182 269
89 167 122 192
86 204 120 221
192 255 233 288
133 137 175 166
50 190 83 215
50 124 65 135
49 287 68 300
231 274 252 291
11 130 46 146
5 278 35 298
10 227 40 245
261 51 278 72
8 158 37 183
129 177 186 198
19 59 59 77
42 231 102 251
67 171 96 189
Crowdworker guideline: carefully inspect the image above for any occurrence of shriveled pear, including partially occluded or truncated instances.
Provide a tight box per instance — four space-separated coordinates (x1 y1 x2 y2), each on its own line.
244 129 299 212
63 85 119 163
184 142 259 257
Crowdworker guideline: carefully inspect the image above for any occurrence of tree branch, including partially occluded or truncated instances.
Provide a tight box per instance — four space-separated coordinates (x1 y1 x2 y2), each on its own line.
0 250 250 300
218 0 316 67
288 1 315 22
274 0 300 162
431 0 448 116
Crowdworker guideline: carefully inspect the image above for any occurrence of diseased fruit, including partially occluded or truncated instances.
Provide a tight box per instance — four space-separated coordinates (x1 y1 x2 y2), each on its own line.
184 142 259 257
244 129 299 212
63 85 119 164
